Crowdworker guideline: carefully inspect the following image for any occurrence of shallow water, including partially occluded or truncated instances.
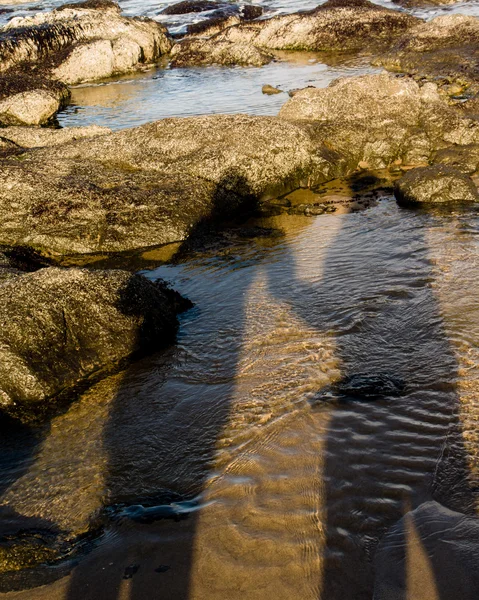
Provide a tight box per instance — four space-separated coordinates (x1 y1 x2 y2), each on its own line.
1 198 479 598
58 55 377 130
2 0 479 130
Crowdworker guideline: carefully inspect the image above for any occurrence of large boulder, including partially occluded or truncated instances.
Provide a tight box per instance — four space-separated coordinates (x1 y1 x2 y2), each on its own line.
374 501 479 600
0 73 69 126
0 1 172 85
394 165 479 205
0 267 187 422
377 15 479 93
0 114 330 257
171 0 419 67
279 73 479 170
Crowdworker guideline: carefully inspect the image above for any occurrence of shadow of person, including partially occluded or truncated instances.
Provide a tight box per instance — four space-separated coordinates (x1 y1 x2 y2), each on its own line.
64 171 266 600
262 200 477 600
61 185 477 600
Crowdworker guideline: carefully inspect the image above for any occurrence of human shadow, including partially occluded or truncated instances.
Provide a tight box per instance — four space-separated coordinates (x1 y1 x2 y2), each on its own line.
59 182 478 600
263 199 477 599
64 172 264 600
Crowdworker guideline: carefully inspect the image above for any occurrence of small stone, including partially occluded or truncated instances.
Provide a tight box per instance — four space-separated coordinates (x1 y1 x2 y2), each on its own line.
123 564 140 579
262 84 282 95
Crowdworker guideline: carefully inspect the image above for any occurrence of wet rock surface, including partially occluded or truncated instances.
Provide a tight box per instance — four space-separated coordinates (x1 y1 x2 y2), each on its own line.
0 114 326 256
394 165 479 205
0 268 185 422
374 501 479 600
171 0 419 67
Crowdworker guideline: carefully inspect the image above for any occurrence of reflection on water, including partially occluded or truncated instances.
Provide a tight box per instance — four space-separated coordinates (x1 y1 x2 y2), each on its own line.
57 56 377 130
1 199 479 598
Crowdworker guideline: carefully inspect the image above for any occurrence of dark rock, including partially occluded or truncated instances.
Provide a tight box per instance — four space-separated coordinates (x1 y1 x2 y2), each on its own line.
0 268 187 422
186 15 240 36
161 0 219 15
433 144 479 174
394 165 479 205
242 5 262 20
335 373 405 399
57 0 121 11
374 501 479 600
123 564 140 579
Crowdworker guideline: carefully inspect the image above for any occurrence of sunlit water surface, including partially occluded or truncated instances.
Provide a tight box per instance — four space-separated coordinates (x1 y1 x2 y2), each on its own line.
1 0 479 129
1 199 479 599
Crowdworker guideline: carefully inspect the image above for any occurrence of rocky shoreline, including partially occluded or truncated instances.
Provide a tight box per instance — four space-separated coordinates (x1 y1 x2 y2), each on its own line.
1 0 479 595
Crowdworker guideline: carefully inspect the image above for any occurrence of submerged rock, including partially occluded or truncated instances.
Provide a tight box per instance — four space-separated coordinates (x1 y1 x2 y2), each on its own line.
0 73 69 126
0 114 327 257
0 1 171 85
0 268 186 422
394 165 479 205
335 373 405 399
172 0 419 67
378 15 479 92
374 501 479 600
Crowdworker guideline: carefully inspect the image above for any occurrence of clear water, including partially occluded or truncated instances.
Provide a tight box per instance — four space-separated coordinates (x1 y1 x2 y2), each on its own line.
1 0 479 129
1 199 479 598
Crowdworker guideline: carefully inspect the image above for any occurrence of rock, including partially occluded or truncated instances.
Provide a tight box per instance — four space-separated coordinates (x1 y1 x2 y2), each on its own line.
262 84 282 95
394 165 479 205
185 15 241 37
335 373 405 399
242 5 263 20
0 267 187 422
170 36 273 67
160 0 219 14
433 144 479 174
279 73 479 170
182 3 262 36
0 114 328 257
172 0 419 67
374 501 479 600
0 73 69 126
0 1 172 85
377 15 479 92
0 125 111 148
279 72 431 124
